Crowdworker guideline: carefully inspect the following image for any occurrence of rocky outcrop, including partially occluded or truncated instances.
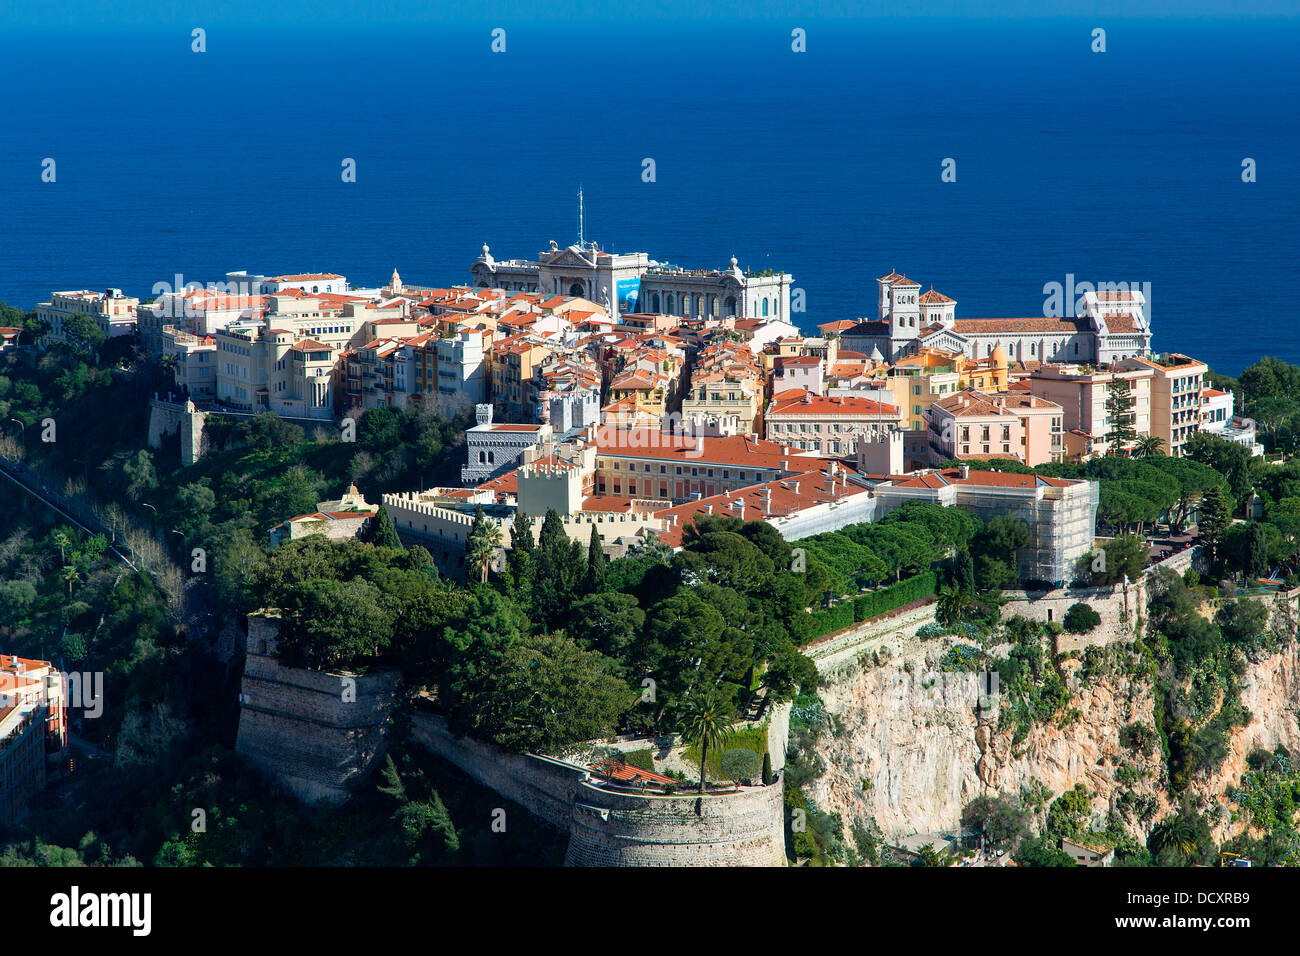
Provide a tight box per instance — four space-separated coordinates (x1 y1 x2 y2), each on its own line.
808 643 1165 840
1189 636 1300 842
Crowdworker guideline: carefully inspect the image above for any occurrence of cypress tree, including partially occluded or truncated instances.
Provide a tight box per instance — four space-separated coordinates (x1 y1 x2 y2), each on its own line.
955 547 976 594
368 504 403 549
585 524 607 593
761 751 773 786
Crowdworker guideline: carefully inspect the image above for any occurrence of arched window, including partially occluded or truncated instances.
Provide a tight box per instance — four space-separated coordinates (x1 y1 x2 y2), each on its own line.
725 295 736 316
652 292 661 313
666 294 675 314
762 298 769 317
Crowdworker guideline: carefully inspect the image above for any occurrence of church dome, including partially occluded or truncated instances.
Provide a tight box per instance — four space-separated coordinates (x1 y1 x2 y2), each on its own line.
990 343 1008 367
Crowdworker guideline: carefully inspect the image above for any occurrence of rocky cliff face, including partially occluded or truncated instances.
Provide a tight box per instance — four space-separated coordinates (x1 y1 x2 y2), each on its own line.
1190 637 1300 842
809 599 1300 847
808 643 1165 840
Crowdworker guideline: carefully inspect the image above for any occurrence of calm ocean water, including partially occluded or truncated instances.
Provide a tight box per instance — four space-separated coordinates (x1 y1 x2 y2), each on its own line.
0 18 1296 375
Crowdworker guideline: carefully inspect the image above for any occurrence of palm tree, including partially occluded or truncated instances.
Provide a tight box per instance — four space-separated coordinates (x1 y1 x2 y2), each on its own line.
1151 814 1198 865
936 584 976 626
51 528 71 564
679 695 732 792
465 506 502 584
1133 435 1166 459
61 564 79 598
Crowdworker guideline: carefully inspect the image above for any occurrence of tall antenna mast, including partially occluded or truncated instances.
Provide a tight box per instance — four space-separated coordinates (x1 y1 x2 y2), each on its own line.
577 185 585 248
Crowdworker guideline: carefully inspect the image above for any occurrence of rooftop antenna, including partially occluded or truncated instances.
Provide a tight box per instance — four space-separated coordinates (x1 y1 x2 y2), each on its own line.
577 185 585 249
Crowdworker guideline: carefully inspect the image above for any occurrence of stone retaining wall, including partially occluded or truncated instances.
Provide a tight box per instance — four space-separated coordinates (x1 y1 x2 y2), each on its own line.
234 614 400 804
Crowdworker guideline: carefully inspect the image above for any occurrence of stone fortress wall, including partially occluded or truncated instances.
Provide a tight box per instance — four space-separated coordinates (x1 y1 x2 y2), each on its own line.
409 710 788 867
235 614 400 804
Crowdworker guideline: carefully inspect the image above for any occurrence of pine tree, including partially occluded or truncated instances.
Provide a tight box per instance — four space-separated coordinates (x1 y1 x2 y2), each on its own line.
1198 484 1233 569
1105 377 1137 453
368 504 404 549
585 524 607 594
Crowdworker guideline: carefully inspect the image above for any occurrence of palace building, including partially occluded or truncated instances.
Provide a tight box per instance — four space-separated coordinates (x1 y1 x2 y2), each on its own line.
841 273 1152 366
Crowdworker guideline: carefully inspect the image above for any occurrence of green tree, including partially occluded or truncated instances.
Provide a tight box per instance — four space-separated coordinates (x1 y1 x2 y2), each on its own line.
367 505 403 549
719 748 761 785
1133 434 1165 458
679 693 733 791
1105 377 1137 451
465 505 503 584
455 631 635 753
1063 602 1102 634
970 514 1031 590
61 313 107 356
1198 484 1233 568
584 524 607 594
961 793 1030 850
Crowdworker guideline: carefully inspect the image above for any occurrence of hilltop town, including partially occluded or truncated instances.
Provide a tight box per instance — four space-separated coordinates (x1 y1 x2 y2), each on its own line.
2 239 1299 868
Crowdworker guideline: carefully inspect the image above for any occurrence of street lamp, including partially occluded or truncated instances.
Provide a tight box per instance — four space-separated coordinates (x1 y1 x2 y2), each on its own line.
141 502 157 533
5 418 23 442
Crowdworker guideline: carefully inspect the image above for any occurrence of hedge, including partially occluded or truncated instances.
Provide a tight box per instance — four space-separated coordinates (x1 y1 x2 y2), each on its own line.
805 571 937 642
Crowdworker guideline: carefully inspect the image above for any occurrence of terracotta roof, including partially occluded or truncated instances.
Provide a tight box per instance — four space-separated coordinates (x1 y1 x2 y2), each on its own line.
918 287 954 304
952 317 1088 334
768 388 899 417
653 466 868 546
595 426 825 471
591 759 676 785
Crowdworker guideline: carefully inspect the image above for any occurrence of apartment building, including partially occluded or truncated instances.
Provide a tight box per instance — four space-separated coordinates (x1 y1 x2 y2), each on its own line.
765 389 902 458
593 424 826 502
214 321 338 420
1025 364 1154 459
1113 353 1208 457
927 388 1064 466
492 336 554 421
38 289 139 346
436 327 490 415
161 326 218 401
0 655 66 828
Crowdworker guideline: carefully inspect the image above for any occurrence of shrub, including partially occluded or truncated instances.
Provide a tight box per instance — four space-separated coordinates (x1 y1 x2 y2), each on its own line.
762 751 773 785
1063 602 1102 634
719 748 762 784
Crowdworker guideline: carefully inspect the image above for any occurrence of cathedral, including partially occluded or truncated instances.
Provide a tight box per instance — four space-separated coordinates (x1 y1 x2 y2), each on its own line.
841 272 1152 366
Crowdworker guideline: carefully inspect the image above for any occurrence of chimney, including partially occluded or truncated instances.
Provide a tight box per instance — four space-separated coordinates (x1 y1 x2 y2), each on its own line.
959 464 970 479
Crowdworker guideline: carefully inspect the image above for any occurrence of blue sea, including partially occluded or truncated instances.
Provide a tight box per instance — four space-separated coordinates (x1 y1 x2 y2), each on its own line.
0 17 1296 375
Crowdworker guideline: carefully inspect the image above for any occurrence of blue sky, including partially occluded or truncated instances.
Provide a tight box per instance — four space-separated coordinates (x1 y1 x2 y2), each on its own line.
0 0 1295 28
